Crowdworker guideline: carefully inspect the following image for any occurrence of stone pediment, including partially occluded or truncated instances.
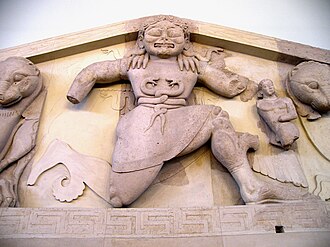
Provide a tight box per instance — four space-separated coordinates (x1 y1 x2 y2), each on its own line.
0 15 329 64
0 15 329 246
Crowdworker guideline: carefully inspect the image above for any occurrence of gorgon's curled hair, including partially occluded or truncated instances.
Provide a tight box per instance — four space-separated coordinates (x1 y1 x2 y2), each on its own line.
125 15 222 73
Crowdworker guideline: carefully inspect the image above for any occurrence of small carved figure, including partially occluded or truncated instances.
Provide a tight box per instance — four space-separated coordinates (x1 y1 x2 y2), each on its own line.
257 79 299 149
286 61 330 120
66 16 311 207
0 57 46 207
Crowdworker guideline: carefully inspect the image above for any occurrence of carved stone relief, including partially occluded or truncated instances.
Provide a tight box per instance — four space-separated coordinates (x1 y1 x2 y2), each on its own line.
256 79 299 149
284 61 330 201
286 61 330 120
27 139 112 203
0 16 326 209
1 15 330 247
0 57 46 207
56 15 315 207
21 85 126 208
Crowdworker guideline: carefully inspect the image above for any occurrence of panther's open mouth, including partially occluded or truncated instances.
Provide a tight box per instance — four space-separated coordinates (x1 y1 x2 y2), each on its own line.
154 43 175 48
0 95 22 107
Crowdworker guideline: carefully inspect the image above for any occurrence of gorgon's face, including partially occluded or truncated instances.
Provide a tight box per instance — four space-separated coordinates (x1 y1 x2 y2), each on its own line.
143 20 186 58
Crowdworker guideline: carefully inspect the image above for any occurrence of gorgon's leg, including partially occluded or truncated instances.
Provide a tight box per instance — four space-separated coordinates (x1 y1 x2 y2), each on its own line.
178 106 265 203
109 164 162 207
211 111 316 204
210 110 269 203
0 165 17 207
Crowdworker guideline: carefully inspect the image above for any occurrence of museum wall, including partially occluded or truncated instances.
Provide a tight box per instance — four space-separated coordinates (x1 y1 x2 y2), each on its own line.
1 0 330 50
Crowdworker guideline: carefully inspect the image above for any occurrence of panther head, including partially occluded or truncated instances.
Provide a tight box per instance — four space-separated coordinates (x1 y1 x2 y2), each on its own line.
0 57 41 107
287 61 330 119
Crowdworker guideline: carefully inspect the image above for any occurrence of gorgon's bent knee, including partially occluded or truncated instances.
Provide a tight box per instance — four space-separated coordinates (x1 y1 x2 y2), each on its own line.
211 107 234 133
109 165 163 207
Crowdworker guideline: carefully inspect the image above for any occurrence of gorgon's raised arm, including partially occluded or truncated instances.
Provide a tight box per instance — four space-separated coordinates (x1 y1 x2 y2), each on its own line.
67 59 127 104
198 62 248 98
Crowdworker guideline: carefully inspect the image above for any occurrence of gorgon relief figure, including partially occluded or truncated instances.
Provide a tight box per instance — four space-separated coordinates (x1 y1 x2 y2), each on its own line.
0 57 46 207
67 16 308 207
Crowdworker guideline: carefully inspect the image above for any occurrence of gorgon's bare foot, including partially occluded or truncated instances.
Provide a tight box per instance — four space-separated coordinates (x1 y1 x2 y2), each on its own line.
241 180 318 204
0 178 16 207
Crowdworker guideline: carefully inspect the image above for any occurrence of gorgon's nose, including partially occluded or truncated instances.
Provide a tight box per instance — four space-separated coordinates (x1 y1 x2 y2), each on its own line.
160 32 169 41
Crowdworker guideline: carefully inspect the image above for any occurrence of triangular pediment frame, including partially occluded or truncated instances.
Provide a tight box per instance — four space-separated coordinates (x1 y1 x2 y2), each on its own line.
0 15 329 246
0 15 329 65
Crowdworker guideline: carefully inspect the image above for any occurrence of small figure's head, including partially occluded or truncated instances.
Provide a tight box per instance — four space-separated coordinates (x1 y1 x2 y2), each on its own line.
288 61 330 114
137 16 190 58
257 79 276 98
0 57 41 107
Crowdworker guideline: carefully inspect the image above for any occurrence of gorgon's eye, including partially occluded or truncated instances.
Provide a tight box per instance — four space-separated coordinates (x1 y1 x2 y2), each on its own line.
167 29 182 37
13 74 25 82
146 28 162 36
307 81 319 89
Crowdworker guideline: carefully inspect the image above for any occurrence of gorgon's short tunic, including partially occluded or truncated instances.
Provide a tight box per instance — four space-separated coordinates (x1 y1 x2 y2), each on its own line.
112 104 218 173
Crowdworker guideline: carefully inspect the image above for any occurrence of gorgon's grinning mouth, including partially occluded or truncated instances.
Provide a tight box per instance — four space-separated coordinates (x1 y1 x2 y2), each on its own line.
154 43 175 48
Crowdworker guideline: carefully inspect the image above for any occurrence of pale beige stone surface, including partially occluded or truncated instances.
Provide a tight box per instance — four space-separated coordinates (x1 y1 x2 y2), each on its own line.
130 146 215 208
286 61 330 120
256 79 299 149
0 16 322 208
15 40 329 207
0 57 46 207
18 45 126 208
0 201 329 246
1 233 329 247
0 15 329 247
